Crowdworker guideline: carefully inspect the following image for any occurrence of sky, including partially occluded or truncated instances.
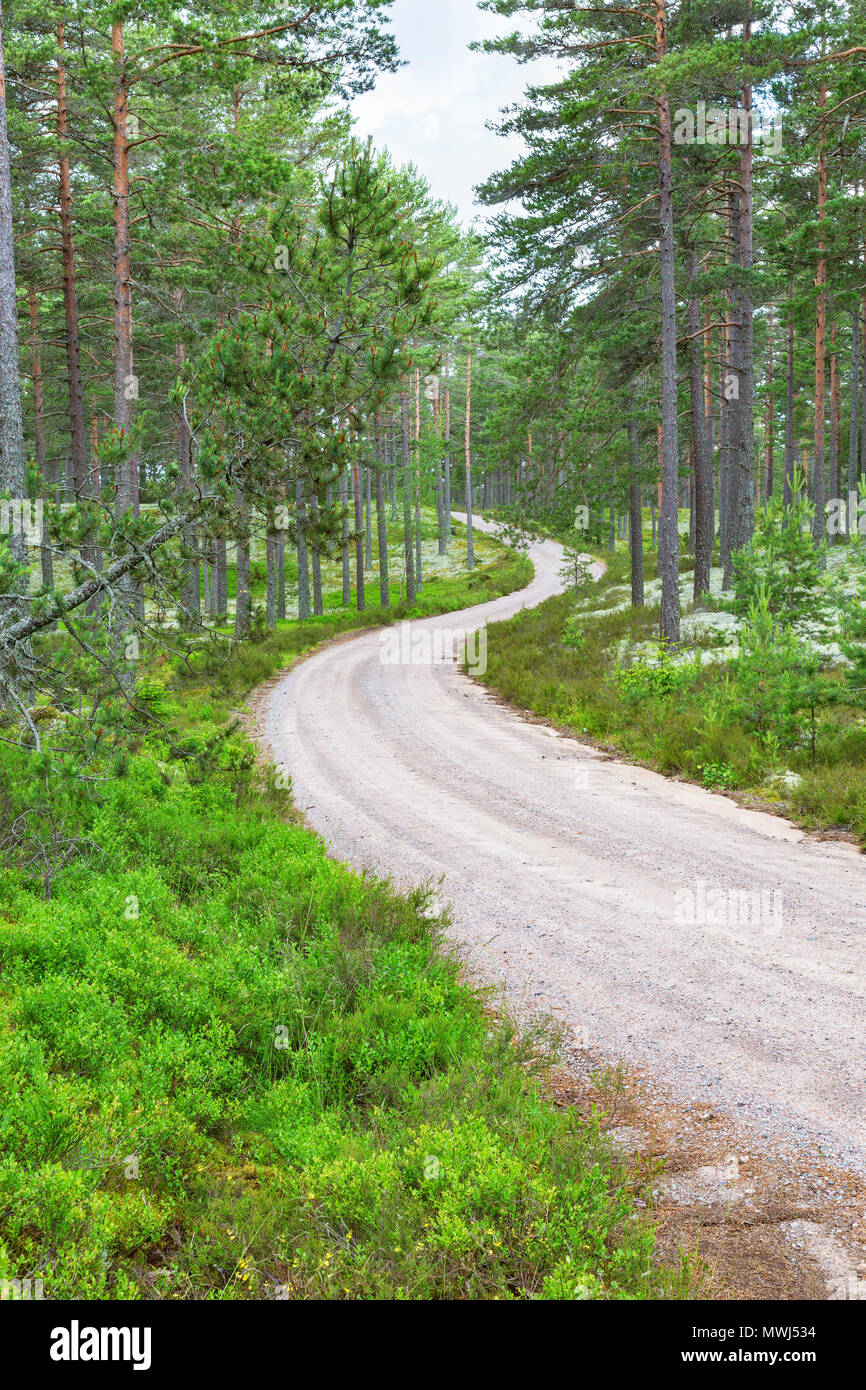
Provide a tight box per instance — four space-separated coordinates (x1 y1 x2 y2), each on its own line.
352 0 558 230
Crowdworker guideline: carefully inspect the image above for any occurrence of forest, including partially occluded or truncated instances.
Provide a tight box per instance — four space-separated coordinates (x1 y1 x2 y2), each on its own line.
1 0 866 1323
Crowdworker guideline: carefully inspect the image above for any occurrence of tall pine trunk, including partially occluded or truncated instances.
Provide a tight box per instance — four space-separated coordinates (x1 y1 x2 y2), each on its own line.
296 476 311 620
276 530 286 619
111 22 135 517
412 378 423 592
766 301 775 501
310 491 323 616
848 306 860 511
266 508 278 631
703 304 714 467
829 320 839 513
434 382 446 555
859 294 866 487
216 538 228 615
110 21 139 654
443 356 452 540
175 306 199 618
0 0 27 624
655 0 679 643
784 298 796 506
389 422 398 520
724 78 755 587
812 79 827 546
627 419 644 606
339 469 350 604
688 252 713 598
400 389 416 602
28 287 53 591
464 350 475 569
233 487 251 639
56 23 88 504
353 458 365 611
375 426 390 608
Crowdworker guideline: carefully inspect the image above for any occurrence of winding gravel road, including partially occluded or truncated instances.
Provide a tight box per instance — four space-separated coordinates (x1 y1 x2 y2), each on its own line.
258 517 866 1176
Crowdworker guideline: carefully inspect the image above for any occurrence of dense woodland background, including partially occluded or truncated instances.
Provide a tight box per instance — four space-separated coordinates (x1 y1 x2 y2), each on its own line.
2 0 866 1304
2 4 866 666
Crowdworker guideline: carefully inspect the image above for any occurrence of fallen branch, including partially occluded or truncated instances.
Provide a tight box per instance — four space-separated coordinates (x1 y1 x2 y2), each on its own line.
0 504 203 656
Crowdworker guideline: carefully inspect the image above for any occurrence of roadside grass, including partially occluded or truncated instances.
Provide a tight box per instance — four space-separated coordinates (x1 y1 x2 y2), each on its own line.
476 538 866 848
0 527 682 1300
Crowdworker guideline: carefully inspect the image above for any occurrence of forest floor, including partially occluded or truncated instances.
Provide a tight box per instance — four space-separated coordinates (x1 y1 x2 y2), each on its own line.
253 513 866 1300
3 523 679 1300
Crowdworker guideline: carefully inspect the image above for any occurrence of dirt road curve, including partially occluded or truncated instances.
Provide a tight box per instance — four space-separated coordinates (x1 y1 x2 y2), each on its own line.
258 517 866 1176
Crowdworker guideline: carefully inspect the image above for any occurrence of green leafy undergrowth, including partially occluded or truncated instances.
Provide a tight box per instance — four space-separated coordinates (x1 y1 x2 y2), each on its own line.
0 762 668 1300
0 539 673 1301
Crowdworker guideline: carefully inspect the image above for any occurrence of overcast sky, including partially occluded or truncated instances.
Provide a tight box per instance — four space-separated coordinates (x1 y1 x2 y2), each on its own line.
352 0 557 230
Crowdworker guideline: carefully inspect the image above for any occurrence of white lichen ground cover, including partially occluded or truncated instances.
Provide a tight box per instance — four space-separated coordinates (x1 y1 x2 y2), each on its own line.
574 520 866 671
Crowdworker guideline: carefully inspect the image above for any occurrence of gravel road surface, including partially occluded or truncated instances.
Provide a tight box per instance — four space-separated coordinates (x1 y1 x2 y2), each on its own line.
258 517 866 1176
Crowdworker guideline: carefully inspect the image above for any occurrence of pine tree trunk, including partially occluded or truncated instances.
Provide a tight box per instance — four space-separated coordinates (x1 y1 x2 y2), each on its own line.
233 489 251 640
311 490 323 615
28 287 53 591
202 529 213 615
688 254 713 599
655 0 680 644
353 459 365 611
829 319 839 514
860 294 866 485
266 512 278 631
56 24 88 503
848 306 860 507
364 463 372 571
443 358 452 540
703 303 714 463
375 427 390 608
401 389 416 602
464 350 475 569
784 301 796 506
627 419 644 606
718 326 729 549
202 543 211 615
0 0 27 605
111 22 136 518
108 21 140 654
216 537 228 615
339 469 350 604
296 476 311 620
411 381 423 592
812 80 827 546
766 301 775 501
276 530 286 619
414 469 423 594
390 424 398 520
724 72 755 587
175 313 199 618
435 455 446 555
434 383 446 555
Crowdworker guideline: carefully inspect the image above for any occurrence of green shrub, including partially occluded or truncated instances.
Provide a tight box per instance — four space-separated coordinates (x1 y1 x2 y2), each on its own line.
730 476 828 623
0 538 669 1302
613 645 696 702
698 761 737 791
